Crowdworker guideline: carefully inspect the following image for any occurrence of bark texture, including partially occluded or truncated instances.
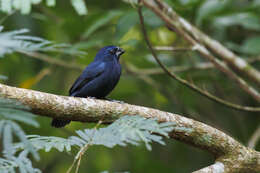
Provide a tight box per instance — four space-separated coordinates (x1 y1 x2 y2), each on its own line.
0 83 259 172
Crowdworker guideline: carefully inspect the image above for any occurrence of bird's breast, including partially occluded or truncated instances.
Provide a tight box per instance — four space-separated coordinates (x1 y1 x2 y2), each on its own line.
106 61 121 83
94 61 121 97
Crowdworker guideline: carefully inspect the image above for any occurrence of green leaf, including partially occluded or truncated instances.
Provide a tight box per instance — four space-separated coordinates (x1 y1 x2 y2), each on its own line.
0 0 86 15
143 9 164 28
122 0 138 5
0 120 40 161
178 0 201 6
0 158 17 173
21 0 31 15
15 135 72 153
70 115 174 151
0 75 7 80
0 26 85 57
196 0 230 25
0 120 5 139
46 0 55 6
0 98 39 127
0 108 39 127
227 36 260 55
14 152 41 173
3 122 14 159
83 11 123 39
115 11 139 41
70 40 103 50
213 13 260 30
12 0 22 10
0 98 30 110
70 0 87 15
10 122 39 160
31 0 41 4
1 0 12 14
241 36 260 54
252 0 260 7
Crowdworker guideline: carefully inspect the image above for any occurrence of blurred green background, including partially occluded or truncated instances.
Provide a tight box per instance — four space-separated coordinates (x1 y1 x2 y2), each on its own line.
0 0 260 172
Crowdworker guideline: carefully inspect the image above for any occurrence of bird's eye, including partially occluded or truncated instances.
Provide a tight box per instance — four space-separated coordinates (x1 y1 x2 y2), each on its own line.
109 48 118 54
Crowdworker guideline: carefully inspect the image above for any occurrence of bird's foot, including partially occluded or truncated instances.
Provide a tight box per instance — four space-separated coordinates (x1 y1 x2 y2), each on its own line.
105 98 124 104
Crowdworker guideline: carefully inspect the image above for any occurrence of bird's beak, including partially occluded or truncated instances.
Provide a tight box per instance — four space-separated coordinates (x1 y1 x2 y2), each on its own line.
116 47 125 58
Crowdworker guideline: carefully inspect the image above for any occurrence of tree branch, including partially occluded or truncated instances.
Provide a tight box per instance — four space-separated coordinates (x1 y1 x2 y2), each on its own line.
0 83 259 172
126 56 260 75
125 62 215 75
153 46 193 51
140 0 260 103
192 162 224 173
20 51 84 71
137 5 260 112
148 0 260 86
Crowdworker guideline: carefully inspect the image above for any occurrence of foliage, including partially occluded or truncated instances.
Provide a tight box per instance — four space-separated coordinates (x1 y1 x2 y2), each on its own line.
0 98 40 173
70 116 173 151
82 10 123 39
0 26 84 58
0 0 87 15
15 135 72 153
0 98 173 173
0 0 260 172
0 75 7 80
0 98 39 127
14 116 174 157
0 158 17 173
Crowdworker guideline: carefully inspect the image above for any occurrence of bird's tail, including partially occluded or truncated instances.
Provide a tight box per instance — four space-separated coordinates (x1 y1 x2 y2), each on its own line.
51 118 71 128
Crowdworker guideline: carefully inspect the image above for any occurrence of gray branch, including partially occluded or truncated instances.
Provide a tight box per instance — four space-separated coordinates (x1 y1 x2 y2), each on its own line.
0 83 259 172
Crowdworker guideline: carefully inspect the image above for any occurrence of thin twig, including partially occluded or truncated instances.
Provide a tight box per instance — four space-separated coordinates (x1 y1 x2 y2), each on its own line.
126 54 260 76
152 0 260 86
137 5 260 112
153 46 193 51
126 62 214 75
19 45 260 76
20 51 84 71
67 120 103 173
142 0 260 103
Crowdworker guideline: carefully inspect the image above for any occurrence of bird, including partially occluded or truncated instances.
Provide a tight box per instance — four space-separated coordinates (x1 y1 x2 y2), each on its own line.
51 45 125 128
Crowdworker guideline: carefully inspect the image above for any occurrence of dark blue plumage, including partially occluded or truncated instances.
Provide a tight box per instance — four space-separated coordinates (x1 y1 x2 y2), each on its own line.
51 46 125 128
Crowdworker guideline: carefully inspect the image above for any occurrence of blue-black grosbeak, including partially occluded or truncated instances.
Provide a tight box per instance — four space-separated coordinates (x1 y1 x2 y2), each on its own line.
51 46 125 127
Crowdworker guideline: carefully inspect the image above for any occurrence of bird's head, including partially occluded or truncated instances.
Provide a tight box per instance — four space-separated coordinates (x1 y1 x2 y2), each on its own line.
94 46 125 62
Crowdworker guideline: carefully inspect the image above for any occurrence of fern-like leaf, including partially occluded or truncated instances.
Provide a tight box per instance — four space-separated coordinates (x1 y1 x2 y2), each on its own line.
0 98 41 172
13 151 41 173
0 0 87 15
0 98 39 127
0 158 17 173
0 75 7 80
0 26 85 58
0 120 39 160
70 115 174 151
15 135 72 153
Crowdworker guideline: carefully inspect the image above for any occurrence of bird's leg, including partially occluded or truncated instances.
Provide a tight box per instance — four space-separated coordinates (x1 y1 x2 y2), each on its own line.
104 98 124 104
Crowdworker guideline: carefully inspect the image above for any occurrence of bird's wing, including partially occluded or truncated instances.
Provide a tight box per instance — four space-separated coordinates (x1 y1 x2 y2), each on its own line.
69 62 105 95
